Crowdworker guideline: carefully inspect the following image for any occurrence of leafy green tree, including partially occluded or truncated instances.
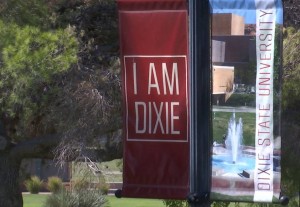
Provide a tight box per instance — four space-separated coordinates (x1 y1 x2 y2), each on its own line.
0 0 51 28
0 1 122 207
0 19 78 207
282 0 300 28
282 27 300 111
281 26 300 206
0 20 78 134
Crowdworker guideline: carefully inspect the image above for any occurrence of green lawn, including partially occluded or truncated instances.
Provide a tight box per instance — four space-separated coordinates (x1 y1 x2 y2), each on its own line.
23 194 48 207
23 194 165 207
107 196 165 207
213 111 255 146
23 194 291 207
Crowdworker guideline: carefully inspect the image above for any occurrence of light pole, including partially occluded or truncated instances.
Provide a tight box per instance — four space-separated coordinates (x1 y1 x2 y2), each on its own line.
188 0 212 207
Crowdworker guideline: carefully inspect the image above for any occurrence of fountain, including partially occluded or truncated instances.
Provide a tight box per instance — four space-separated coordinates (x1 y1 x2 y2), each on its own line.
212 112 255 177
225 113 243 164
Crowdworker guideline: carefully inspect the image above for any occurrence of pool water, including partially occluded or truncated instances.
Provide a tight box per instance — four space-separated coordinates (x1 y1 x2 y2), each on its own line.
212 154 255 174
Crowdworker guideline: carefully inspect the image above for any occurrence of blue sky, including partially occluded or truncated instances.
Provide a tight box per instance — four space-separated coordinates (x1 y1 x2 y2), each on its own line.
210 0 283 24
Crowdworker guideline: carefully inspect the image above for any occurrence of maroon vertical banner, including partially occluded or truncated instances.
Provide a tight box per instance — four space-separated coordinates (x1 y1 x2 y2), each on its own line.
118 0 189 199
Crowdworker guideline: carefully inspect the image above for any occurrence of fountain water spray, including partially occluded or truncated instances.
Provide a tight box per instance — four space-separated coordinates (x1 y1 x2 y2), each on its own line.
225 113 243 164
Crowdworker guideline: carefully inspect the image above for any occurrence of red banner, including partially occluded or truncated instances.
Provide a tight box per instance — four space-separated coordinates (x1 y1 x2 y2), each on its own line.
118 0 189 199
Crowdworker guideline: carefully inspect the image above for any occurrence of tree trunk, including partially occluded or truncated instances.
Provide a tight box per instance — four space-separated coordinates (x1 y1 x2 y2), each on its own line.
0 134 61 207
0 132 120 207
0 152 22 207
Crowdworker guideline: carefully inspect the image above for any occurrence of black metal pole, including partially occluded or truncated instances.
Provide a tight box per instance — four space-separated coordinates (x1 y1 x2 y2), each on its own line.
188 0 211 207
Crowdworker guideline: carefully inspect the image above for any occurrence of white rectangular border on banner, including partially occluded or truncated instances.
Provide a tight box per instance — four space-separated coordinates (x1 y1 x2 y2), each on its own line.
124 55 189 143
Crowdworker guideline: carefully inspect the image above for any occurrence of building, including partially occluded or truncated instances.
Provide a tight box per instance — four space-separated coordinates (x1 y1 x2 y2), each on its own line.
212 13 256 104
212 65 234 104
212 13 245 36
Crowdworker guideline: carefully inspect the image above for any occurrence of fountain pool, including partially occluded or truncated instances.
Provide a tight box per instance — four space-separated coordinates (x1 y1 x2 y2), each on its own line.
213 154 255 174
212 112 256 176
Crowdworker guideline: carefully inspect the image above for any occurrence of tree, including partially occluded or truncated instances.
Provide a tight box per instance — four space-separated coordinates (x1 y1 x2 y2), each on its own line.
0 19 78 207
0 0 122 206
281 26 300 204
282 27 300 111
282 0 300 29
0 0 299 206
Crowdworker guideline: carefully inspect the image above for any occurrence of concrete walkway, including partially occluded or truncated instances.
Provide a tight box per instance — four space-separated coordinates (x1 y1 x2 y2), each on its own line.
213 106 256 113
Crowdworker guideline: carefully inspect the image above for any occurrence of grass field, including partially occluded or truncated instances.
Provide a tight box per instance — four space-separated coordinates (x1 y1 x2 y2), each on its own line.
23 194 48 207
22 194 244 207
23 194 165 207
107 196 165 207
24 194 297 207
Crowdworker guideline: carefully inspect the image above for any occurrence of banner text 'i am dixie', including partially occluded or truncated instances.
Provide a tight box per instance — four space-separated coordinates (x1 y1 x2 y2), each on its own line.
124 56 188 142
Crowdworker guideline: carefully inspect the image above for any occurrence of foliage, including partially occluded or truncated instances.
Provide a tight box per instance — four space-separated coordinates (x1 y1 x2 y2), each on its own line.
71 161 101 182
281 121 300 201
44 188 107 207
116 159 123 172
162 200 231 207
282 27 300 110
283 0 300 28
0 19 78 140
51 0 122 165
99 182 109 195
223 94 255 107
72 178 90 191
281 27 300 198
47 176 63 193
71 161 110 194
211 201 230 207
47 167 108 206
0 0 51 28
287 196 300 207
45 174 107 207
0 1 121 205
0 0 122 164
24 176 43 194
162 200 188 207
281 22 300 206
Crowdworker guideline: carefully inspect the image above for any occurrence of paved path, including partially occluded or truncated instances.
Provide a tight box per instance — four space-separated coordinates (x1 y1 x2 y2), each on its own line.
213 106 256 113
103 171 122 175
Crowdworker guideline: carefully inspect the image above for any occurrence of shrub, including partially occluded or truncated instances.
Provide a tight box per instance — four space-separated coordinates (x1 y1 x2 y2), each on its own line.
163 200 188 207
71 176 109 195
44 189 107 207
76 189 107 207
24 176 43 194
47 176 63 193
44 190 76 207
97 174 109 195
72 179 89 190
99 182 109 195
116 159 123 172
212 201 230 207
224 93 255 107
